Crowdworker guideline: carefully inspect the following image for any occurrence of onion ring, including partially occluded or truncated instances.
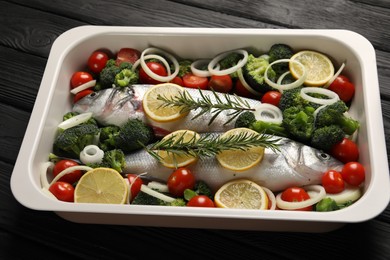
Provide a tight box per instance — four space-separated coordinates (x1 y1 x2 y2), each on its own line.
236 67 262 97
49 165 93 187
324 62 346 88
263 186 276 210
208 49 248 76
253 103 283 124
80 145 105 165
70 80 96 95
191 59 220 77
58 112 93 130
139 47 179 82
300 87 340 105
276 185 326 210
264 59 307 91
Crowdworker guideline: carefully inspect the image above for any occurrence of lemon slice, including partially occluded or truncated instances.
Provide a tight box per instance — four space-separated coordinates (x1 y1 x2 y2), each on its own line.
216 128 265 171
214 179 269 209
156 130 200 168
289 50 334 86
143 83 189 122
74 167 128 204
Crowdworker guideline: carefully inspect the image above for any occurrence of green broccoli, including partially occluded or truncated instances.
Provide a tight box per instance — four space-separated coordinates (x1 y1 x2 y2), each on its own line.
242 54 276 94
101 119 154 153
219 52 242 78
175 60 193 77
184 180 213 201
87 149 126 173
53 124 100 158
234 111 256 128
315 197 354 212
282 106 315 143
114 68 138 88
97 59 121 90
311 125 345 151
251 120 288 137
167 198 186 206
315 101 360 135
131 191 186 206
268 44 294 76
61 111 97 126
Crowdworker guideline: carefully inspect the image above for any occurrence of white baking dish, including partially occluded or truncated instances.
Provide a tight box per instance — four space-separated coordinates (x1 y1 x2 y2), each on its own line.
11 26 390 232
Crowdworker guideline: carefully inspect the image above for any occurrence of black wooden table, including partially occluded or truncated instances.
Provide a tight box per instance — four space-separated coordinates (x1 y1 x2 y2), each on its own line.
1 0 390 259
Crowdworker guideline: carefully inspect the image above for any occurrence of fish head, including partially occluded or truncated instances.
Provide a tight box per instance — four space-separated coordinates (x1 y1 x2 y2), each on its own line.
299 145 344 173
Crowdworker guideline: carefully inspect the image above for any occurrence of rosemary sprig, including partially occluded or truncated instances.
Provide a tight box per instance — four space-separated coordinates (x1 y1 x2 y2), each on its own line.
145 131 280 164
157 88 255 125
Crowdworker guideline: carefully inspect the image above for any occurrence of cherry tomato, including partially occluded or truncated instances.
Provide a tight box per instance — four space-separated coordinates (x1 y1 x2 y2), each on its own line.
170 76 184 86
322 170 345 194
139 61 168 84
73 89 94 103
328 75 355 103
261 91 282 106
49 182 75 202
70 71 93 89
330 138 359 163
115 48 141 66
127 174 143 201
341 162 365 186
233 79 258 99
208 75 233 93
182 73 209 90
187 195 215 207
52 159 82 184
281 187 313 211
167 167 195 197
87 51 109 74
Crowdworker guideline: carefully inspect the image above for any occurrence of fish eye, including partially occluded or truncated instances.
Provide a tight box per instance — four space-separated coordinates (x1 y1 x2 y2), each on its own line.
89 92 97 97
318 152 331 160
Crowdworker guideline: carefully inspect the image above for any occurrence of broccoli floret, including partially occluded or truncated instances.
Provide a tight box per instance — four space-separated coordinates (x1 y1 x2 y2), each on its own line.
99 125 121 151
131 191 162 205
167 198 186 206
315 101 360 135
235 111 256 128
53 124 100 158
251 120 288 137
219 52 242 78
242 54 276 94
193 180 213 198
268 44 294 76
175 60 193 77
114 68 139 88
97 59 121 90
87 149 125 173
315 197 340 212
115 119 154 153
282 106 315 143
311 125 345 151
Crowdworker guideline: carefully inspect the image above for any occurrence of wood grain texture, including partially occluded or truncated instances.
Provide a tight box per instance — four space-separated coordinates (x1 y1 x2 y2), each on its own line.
1 0 390 259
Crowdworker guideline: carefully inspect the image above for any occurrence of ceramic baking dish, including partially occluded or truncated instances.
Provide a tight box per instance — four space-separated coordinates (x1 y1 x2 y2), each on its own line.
11 26 390 232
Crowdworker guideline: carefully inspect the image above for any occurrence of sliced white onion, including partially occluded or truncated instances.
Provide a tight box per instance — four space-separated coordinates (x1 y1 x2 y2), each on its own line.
147 181 170 193
125 172 147 204
70 80 96 94
58 112 93 131
139 47 179 82
132 54 171 76
276 185 326 210
191 59 219 77
40 161 54 189
276 71 292 85
264 59 307 91
208 49 248 76
253 103 283 124
49 165 93 186
262 186 276 210
323 62 346 88
79 145 104 165
325 185 362 204
300 87 339 105
236 67 262 97
140 184 175 203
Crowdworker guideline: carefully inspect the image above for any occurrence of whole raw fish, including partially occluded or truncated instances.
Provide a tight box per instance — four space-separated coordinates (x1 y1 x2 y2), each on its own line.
124 135 344 192
72 85 262 135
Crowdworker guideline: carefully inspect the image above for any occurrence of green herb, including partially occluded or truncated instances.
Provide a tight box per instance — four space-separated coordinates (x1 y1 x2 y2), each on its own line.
157 88 255 125
145 131 280 163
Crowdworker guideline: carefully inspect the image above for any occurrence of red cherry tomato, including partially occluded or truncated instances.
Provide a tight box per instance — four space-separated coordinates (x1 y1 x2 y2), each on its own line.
73 89 94 103
281 187 313 211
182 73 209 90
70 71 93 89
261 91 282 106
341 162 365 186
322 170 345 194
187 195 215 207
139 61 168 84
87 51 109 74
167 167 195 197
170 76 184 86
233 79 258 99
49 182 75 202
208 75 233 93
330 138 359 163
328 75 355 103
52 160 82 184
127 174 143 201
115 48 141 66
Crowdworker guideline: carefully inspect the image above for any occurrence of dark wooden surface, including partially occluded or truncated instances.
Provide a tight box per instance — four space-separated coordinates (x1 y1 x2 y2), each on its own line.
1 0 390 259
